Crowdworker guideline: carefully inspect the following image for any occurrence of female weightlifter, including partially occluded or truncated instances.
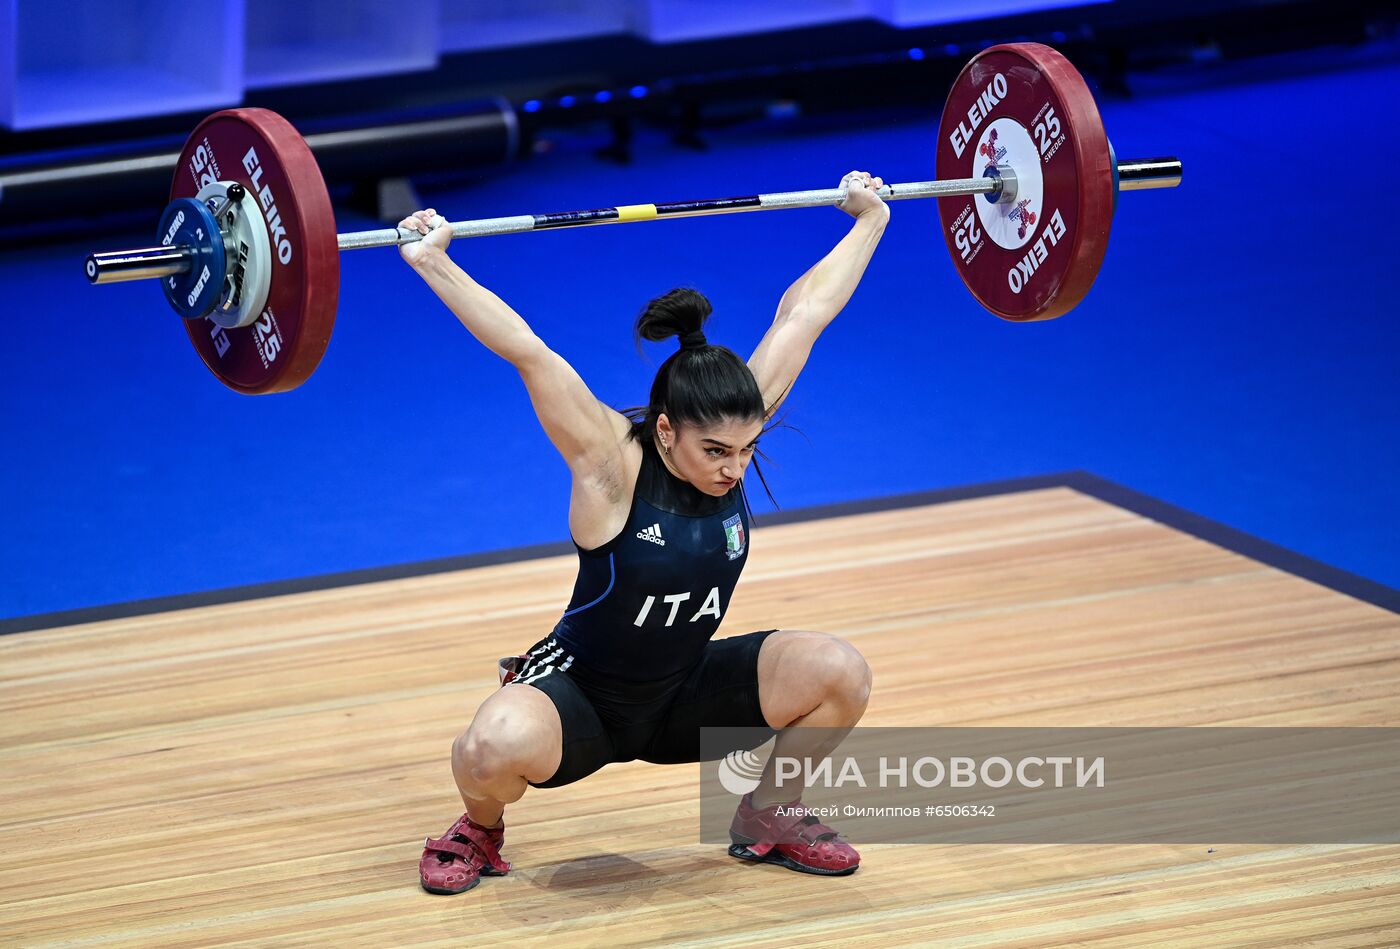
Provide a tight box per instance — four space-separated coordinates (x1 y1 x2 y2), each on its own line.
407 170 888 894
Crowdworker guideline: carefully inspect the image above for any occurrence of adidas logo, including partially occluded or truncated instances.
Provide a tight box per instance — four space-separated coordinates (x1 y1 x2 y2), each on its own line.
636 523 666 546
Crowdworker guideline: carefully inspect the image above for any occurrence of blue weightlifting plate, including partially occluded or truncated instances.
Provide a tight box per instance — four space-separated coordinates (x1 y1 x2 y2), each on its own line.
156 197 225 320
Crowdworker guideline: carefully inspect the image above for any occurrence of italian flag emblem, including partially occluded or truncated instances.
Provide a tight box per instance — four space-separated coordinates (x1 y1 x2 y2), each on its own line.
723 513 746 561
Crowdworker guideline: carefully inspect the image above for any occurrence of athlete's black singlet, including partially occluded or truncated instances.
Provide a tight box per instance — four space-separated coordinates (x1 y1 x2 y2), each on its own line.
550 440 751 680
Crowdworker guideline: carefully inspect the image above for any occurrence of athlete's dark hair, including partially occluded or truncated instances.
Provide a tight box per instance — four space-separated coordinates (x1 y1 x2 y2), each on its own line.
625 287 781 505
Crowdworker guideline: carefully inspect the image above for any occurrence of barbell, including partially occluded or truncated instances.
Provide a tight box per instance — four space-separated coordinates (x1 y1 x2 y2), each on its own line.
84 42 1181 395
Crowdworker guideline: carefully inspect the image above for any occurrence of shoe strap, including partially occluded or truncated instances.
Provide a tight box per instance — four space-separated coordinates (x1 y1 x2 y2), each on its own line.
792 816 841 845
748 801 841 856
424 821 511 873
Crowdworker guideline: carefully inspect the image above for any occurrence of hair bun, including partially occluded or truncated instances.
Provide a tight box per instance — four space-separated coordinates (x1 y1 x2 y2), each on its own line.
635 288 712 346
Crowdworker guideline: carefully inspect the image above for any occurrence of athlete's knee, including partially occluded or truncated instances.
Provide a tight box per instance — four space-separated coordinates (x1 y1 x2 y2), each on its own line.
454 711 541 787
453 730 519 799
810 635 873 711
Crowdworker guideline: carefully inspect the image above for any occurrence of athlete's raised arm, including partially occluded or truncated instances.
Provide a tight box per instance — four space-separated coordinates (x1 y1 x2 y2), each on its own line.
746 170 888 418
399 210 631 486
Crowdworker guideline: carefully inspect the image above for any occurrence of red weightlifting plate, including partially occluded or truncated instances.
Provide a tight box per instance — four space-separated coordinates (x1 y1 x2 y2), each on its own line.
935 43 1114 322
171 109 339 394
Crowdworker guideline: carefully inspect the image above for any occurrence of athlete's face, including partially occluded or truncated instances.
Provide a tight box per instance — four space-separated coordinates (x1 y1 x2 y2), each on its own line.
657 414 764 496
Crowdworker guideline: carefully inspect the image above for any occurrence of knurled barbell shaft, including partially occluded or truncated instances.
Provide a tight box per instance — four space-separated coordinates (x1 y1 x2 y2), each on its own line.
85 158 1181 284
334 175 1004 251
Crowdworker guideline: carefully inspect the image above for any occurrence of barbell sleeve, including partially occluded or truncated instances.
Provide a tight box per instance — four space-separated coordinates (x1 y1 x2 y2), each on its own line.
1116 158 1183 191
85 246 195 284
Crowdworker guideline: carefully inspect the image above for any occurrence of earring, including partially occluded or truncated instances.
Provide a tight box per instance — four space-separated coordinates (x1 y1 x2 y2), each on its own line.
663 440 671 454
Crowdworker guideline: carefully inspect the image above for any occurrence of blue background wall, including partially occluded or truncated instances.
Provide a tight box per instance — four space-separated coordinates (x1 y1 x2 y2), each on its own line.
3 39 1397 622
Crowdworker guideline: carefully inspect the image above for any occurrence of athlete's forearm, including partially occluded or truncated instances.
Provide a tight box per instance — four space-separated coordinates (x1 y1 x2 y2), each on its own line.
782 209 888 328
410 249 543 366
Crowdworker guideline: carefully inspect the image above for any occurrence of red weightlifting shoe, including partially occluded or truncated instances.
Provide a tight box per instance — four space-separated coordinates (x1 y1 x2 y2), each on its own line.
728 792 860 876
419 812 511 894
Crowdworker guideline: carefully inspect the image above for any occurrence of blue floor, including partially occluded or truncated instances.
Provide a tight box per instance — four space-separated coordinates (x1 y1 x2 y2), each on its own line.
4 43 1398 621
